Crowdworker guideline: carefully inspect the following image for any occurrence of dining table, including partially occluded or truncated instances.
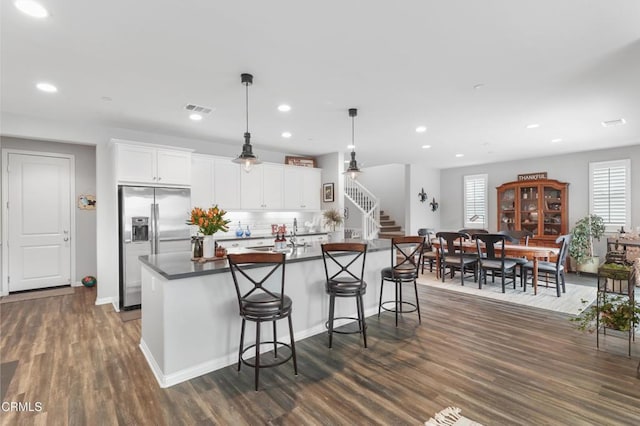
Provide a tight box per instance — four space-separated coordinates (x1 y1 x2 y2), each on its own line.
430 239 560 295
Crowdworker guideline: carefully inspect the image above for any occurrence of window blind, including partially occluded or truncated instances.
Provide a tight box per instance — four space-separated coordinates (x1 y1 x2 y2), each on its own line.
590 160 630 232
463 174 487 228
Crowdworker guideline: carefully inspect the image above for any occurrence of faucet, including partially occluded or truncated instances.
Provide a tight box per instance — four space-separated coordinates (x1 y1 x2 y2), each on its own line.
290 218 298 247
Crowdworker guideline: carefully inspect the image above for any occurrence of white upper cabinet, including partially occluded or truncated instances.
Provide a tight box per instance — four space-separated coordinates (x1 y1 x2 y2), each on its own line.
190 155 241 210
284 166 321 210
116 143 191 186
240 164 284 210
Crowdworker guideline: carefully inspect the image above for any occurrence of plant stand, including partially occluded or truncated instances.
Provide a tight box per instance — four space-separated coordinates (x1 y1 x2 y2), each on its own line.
596 265 635 356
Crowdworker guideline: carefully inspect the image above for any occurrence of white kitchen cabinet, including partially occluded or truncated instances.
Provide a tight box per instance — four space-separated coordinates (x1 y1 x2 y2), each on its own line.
284 166 321 210
240 164 284 210
116 143 191 186
190 155 241 210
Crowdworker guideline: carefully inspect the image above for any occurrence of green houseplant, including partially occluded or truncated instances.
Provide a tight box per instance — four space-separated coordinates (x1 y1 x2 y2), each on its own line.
571 293 640 333
568 214 605 273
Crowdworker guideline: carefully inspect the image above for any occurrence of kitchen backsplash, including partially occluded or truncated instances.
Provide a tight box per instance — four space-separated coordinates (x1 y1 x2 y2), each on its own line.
190 211 327 238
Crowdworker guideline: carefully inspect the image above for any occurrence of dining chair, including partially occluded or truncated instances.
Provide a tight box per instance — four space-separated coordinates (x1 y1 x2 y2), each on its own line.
436 231 478 286
228 252 298 391
474 233 518 293
497 229 534 285
418 228 437 274
522 234 572 297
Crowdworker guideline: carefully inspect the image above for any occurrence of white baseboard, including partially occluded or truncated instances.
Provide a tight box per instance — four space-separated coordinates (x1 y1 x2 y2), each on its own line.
94 296 119 313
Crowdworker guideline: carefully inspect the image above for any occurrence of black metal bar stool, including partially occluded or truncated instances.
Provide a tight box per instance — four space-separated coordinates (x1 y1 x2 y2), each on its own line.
228 252 298 391
378 236 425 326
321 242 368 348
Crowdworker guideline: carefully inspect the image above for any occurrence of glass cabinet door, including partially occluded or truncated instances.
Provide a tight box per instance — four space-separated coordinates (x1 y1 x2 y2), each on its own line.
542 186 562 237
499 188 516 231
519 186 539 235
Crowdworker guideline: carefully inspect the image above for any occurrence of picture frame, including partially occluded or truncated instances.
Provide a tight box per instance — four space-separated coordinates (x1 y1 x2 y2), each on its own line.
323 183 335 202
285 156 317 168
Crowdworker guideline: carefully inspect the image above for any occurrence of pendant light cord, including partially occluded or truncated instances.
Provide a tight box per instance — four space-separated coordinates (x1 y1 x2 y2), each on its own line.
245 82 249 134
351 115 355 152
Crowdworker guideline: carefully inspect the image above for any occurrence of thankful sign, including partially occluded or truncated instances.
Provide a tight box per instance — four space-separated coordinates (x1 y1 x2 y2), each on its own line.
517 172 547 181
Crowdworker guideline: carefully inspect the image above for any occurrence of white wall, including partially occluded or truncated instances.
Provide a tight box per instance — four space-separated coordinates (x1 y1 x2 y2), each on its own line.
439 144 640 256
406 164 440 235
316 152 345 231
357 164 406 229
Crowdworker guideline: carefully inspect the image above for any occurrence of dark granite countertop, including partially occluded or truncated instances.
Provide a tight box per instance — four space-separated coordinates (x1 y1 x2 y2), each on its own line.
139 239 391 280
215 232 328 242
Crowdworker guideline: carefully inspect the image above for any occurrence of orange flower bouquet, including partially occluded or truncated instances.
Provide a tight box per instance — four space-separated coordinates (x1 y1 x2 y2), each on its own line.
187 205 231 235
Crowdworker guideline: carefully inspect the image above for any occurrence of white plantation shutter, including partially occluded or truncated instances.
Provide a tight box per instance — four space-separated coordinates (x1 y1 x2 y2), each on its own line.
463 174 488 228
589 159 630 232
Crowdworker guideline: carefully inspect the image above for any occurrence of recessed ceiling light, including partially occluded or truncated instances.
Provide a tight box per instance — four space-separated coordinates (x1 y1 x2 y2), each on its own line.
526 124 540 129
455 154 464 158
189 113 203 121
36 82 57 93
415 126 427 133
277 104 291 112
347 144 355 149
551 138 563 143
281 132 292 138
15 0 48 18
601 118 626 127
421 145 431 149
473 83 485 90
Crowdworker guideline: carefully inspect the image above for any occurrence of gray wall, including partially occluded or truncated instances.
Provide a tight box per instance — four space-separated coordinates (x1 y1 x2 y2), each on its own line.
357 164 406 229
439 144 640 256
1 136 97 282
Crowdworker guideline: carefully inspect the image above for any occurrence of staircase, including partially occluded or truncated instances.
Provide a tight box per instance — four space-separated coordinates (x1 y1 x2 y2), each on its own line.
344 176 380 240
378 210 405 239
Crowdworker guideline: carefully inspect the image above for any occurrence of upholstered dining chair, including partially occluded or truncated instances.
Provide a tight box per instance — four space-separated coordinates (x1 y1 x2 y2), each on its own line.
474 233 518 293
436 231 478 286
522 234 572 297
418 228 437 274
497 229 534 285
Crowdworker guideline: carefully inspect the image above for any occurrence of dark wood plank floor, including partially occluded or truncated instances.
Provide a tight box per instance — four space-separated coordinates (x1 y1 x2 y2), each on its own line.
1 279 639 425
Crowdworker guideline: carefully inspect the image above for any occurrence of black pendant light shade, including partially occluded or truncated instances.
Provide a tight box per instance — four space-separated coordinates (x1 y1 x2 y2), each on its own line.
344 108 361 179
232 73 261 172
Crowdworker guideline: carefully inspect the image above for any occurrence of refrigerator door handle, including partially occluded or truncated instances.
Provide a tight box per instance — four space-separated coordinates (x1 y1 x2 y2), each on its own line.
150 203 156 254
154 203 160 254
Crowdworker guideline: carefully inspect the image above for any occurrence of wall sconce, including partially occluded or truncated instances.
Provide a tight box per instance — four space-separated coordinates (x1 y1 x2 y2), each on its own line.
418 188 428 203
430 198 439 212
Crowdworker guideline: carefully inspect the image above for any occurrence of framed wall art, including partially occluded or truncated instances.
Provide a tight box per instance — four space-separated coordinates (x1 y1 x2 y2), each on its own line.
323 183 335 202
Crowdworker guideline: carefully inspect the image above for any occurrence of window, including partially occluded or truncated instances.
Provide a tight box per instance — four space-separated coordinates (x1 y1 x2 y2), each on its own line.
589 159 630 233
463 174 488 228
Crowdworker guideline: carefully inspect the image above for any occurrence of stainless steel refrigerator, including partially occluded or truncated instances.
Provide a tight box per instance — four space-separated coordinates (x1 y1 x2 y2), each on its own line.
118 186 191 309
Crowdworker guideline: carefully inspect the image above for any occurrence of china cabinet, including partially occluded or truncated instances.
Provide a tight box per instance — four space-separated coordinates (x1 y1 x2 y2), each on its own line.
497 178 568 246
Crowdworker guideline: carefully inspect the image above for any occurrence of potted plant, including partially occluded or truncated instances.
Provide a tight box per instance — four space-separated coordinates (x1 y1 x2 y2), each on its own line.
187 205 231 258
323 208 344 241
571 294 640 333
569 214 605 274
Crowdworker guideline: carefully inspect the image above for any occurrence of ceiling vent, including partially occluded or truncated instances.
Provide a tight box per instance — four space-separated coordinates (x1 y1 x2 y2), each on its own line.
184 104 213 114
601 118 626 127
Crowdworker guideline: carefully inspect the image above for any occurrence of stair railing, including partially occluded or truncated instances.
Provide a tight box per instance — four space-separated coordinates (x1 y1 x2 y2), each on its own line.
344 175 380 240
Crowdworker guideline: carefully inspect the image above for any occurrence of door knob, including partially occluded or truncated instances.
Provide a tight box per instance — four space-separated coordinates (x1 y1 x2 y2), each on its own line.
64 237 69 242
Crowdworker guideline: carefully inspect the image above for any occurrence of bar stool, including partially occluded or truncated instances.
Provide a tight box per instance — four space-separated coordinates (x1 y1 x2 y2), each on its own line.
321 242 368 348
378 236 425 326
228 252 298 391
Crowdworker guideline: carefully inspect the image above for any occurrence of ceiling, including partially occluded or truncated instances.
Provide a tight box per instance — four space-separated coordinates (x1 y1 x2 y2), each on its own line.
2 0 640 168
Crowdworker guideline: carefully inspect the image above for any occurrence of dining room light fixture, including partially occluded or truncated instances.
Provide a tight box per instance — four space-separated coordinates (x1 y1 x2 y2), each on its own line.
343 108 361 179
232 73 261 172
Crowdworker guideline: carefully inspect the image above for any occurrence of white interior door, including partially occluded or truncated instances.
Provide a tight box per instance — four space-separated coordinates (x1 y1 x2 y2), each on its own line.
7 153 72 291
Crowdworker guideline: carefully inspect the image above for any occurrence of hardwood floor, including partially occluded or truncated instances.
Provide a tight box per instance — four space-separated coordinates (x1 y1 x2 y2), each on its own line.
1 280 639 425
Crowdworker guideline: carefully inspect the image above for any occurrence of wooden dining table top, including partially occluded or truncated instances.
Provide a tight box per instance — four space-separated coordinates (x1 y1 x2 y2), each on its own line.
431 239 559 259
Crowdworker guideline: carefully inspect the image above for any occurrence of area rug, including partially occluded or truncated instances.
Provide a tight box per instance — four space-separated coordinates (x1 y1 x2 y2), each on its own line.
425 407 483 426
0 286 75 304
417 273 595 315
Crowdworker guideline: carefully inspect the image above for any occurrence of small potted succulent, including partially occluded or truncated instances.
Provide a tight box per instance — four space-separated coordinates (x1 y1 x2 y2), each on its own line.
568 214 605 273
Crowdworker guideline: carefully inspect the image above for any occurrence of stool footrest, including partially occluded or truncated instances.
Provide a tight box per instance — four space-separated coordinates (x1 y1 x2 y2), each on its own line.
325 316 367 335
240 342 294 369
380 300 418 314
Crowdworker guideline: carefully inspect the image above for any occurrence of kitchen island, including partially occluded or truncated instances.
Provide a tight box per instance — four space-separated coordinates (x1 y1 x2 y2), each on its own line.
138 239 393 387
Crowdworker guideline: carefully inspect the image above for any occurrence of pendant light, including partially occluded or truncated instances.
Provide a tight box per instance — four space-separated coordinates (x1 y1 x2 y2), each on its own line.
344 108 361 179
232 73 261 172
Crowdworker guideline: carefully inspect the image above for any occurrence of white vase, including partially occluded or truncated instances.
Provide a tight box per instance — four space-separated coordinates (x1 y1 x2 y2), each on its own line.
203 235 215 258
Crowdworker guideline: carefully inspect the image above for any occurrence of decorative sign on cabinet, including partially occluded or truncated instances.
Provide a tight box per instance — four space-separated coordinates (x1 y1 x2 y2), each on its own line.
116 142 191 186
